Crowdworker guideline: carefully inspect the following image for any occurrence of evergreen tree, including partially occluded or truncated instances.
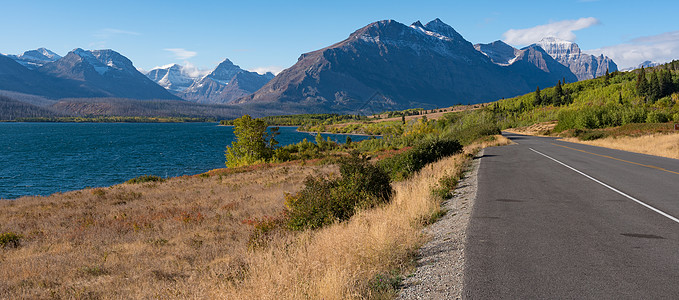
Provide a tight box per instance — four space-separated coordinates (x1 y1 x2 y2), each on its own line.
534 86 542 106
660 68 673 97
604 68 610 86
267 126 280 150
618 91 624 105
649 71 660 102
553 80 563 106
636 67 649 97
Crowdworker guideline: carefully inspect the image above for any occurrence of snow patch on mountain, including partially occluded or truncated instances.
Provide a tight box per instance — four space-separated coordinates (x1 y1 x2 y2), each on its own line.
146 63 205 92
531 37 618 80
10 48 62 70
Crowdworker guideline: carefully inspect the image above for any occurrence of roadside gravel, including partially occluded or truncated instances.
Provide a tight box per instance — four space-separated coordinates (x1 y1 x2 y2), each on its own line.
397 149 483 300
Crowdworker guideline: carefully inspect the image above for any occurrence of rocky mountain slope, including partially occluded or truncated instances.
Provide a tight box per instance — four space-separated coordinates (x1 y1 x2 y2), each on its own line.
236 19 565 113
533 37 617 80
9 48 61 70
179 59 274 104
475 40 578 85
39 48 179 100
0 53 107 98
145 64 198 92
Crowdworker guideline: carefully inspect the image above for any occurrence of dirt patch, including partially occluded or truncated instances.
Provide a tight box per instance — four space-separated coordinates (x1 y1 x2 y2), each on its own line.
504 121 557 136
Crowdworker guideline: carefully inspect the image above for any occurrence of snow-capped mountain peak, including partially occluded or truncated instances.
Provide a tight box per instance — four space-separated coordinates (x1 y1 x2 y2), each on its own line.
531 37 617 80
145 63 201 92
534 37 580 60
10 47 62 70
207 59 243 83
423 18 464 41
71 48 130 75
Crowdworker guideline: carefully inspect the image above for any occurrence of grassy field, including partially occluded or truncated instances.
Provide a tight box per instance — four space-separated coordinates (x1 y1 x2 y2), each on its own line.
0 128 508 299
0 162 336 298
562 132 679 160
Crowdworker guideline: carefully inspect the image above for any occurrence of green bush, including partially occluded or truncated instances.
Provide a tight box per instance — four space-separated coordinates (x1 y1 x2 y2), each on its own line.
378 138 463 181
126 175 165 184
285 155 393 230
0 232 22 248
646 110 669 123
574 129 607 141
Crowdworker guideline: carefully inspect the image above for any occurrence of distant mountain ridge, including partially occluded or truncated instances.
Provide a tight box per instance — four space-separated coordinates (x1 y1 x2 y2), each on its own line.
0 48 178 100
236 18 585 113
176 59 274 104
533 37 617 80
38 48 179 100
9 48 61 70
1 22 620 115
146 64 198 92
475 40 579 84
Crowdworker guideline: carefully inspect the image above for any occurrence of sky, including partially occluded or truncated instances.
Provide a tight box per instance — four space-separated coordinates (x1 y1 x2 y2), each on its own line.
1 0 678 74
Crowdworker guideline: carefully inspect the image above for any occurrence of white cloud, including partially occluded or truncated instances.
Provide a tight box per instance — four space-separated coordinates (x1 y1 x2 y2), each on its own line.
164 48 197 60
249 66 284 75
182 61 211 78
503 17 600 46
584 30 679 69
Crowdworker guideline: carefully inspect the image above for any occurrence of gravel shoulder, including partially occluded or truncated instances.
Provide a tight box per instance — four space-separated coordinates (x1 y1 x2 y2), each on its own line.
398 149 483 299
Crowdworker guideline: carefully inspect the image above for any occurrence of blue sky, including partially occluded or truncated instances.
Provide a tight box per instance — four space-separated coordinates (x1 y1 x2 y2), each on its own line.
1 0 677 73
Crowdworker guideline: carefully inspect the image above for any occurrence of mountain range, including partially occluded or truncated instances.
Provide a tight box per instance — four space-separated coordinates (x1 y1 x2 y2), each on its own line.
1 48 178 100
1 18 619 116
533 37 617 80
236 19 600 112
170 59 274 104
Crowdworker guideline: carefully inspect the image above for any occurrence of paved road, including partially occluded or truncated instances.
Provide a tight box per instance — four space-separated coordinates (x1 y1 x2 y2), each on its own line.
463 133 679 299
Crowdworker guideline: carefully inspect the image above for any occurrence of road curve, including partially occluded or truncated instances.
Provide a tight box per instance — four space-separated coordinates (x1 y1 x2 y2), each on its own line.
463 132 679 299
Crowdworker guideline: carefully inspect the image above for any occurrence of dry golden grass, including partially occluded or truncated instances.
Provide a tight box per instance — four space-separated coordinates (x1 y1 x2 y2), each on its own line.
218 154 470 299
0 163 337 299
217 135 510 299
562 133 679 160
504 121 557 136
0 135 510 299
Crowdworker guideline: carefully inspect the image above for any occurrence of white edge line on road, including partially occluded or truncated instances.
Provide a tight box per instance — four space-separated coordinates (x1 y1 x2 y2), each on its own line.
529 147 679 224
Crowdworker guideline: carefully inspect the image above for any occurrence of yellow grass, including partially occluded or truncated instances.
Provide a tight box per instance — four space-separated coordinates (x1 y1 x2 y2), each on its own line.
219 154 469 299
504 121 557 136
562 133 679 160
0 163 336 299
218 135 511 299
0 135 511 299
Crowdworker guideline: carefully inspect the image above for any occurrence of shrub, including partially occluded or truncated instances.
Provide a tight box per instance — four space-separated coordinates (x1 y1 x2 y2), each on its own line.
126 175 164 184
378 138 463 181
646 110 669 123
575 130 607 141
0 232 22 248
285 155 393 230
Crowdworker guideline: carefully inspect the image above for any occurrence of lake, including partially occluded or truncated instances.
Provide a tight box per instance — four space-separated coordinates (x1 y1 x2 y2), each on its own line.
0 123 373 199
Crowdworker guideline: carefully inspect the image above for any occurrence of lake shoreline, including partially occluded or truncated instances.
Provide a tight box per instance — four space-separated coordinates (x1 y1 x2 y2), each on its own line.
1 123 374 200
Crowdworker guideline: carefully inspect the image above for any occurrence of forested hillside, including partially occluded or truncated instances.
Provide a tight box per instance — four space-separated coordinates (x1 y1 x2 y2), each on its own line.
487 61 679 131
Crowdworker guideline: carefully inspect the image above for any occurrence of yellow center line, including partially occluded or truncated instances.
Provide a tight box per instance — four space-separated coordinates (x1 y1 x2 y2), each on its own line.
550 142 679 176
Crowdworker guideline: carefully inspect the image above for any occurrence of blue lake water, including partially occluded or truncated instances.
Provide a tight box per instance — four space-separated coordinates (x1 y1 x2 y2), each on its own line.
0 123 373 199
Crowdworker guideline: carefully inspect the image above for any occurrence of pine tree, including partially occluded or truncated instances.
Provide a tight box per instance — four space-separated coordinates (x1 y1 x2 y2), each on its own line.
660 68 673 97
534 86 542 106
649 71 660 102
618 91 624 105
604 68 610 86
553 80 563 106
636 67 649 97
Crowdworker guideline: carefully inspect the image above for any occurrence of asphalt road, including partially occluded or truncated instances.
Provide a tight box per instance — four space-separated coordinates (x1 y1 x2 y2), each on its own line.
463 132 679 299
